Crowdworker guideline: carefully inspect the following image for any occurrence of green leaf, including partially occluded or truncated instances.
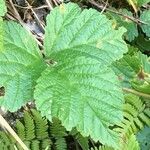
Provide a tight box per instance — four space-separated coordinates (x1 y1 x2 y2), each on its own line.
112 47 141 87
137 0 150 7
70 128 89 150
106 9 138 42
35 3 128 148
112 50 150 88
134 35 150 53
115 94 150 136
0 0 6 16
140 10 150 37
138 52 150 74
0 21 46 111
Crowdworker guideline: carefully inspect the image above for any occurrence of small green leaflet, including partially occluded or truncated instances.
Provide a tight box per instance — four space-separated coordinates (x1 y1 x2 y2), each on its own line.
134 35 150 53
137 0 150 7
112 48 150 88
111 47 141 87
34 3 128 148
0 21 46 111
131 52 150 95
138 52 150 73
140 10 150 37
106 9 138 42
0 0 7 16
112 54 140 87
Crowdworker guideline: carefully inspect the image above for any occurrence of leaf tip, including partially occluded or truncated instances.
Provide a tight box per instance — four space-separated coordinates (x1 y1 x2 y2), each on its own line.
59 3 66 14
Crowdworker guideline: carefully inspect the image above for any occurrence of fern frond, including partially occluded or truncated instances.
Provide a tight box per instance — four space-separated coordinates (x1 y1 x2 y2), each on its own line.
31 109 49 139
41 139 52 150
115 94 150 136
15 120 25 140
0 109 52 150
70 128 89 150
55 138 67 150
50 118 67 138
90 145 113 150
24 141 31 149
0 131 14 146
50 118 67 150
30 140 40 150
23 111 35 140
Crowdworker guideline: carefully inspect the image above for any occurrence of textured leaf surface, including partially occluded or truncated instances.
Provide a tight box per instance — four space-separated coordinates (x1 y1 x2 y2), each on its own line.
0 21 46 111
35 3 128 147
0 0 6 16
140 10 150 37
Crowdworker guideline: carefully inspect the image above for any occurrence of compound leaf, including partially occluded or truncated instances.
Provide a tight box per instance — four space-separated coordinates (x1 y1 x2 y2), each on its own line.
35 3 128 148
107 9 138 42
0 21 46 111
140 10 150 37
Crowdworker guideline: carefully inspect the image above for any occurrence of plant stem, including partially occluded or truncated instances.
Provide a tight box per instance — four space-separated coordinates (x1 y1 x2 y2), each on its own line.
0 114 29 150
45 0 53 10
122 88 150 99
128 0 138 13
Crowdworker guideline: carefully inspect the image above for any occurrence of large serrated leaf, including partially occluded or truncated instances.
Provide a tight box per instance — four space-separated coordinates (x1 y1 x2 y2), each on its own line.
0 21 46 111
0 0 7 16
140 10 150 37
34 3 128 148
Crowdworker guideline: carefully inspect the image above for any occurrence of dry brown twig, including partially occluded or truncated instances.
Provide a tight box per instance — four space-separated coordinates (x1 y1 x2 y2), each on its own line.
89 0 147 25
24 0 45 32
7 0 43 47
45 0 53 10
53 0 59 6
101 0 108 14
8 0 23 24
123 88 150 99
